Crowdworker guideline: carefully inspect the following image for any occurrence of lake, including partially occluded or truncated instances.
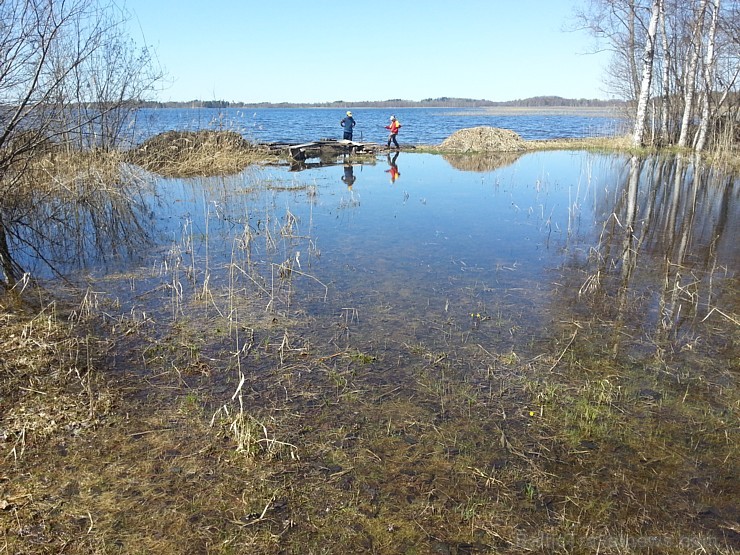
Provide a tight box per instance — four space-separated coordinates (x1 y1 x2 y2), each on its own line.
129 106 627 145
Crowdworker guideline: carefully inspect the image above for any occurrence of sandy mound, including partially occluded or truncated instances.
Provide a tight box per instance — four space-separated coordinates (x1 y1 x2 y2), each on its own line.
440 127 526 152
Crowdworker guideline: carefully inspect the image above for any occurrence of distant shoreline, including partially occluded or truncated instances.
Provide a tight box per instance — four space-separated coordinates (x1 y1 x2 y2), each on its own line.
138 104 625 117
137 96 625 111
440 106 625 117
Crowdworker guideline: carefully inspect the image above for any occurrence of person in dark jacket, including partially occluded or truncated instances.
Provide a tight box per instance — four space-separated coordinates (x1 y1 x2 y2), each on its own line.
340 111 356 140
342 162 356 188
385 115 401 149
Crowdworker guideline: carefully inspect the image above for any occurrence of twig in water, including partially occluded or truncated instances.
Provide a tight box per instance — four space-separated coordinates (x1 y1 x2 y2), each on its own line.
701 307 739 326
373 386 403 403
548 330 578 373
130 428 173 437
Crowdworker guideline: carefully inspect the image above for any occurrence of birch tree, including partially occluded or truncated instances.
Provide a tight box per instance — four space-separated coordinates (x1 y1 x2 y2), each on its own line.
694 0 721 151
632 0 663 145
658 0 672 142
677 0 709 147
576 0 739 151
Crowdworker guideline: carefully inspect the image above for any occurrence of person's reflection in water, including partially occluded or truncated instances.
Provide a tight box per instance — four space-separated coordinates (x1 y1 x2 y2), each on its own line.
341 162 356 189
385 151 400 184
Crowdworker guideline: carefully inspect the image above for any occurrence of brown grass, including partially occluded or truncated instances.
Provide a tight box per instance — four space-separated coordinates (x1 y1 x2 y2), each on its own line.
0 296 116 461
524 134 635 151
125 130 278 178
2 283 738 554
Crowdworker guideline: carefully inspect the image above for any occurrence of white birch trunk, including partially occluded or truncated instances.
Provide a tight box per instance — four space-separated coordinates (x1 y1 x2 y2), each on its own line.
694 0 720 151
677 0 709 148
632 0 662 147
658 0 671 143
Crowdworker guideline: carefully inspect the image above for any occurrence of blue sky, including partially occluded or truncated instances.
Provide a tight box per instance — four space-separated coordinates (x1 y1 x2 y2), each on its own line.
122 0 610 103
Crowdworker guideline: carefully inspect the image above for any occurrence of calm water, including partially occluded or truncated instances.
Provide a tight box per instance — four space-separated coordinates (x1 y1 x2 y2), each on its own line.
129 107 627 146
14 150 736 363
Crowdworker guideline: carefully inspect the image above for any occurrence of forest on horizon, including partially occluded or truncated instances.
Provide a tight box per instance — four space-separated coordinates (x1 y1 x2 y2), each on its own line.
137 96 625 109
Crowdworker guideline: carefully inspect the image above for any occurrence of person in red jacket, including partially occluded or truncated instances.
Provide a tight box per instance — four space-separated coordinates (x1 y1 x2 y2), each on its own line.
385 115 401 149
385 151 400 183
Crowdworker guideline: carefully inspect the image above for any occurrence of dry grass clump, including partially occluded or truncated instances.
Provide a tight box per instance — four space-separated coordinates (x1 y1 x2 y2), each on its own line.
1 149 136 199
526 134 634 151
439 126 527 152
127 130 275 177
0 299 115 457
434 129 644 157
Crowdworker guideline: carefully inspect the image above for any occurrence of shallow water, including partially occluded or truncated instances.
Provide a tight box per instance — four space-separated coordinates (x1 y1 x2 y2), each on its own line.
21 150 736 371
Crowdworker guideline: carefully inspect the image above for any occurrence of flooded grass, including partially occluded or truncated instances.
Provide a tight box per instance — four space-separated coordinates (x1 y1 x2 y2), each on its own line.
3 298 736 553
1 150 738 554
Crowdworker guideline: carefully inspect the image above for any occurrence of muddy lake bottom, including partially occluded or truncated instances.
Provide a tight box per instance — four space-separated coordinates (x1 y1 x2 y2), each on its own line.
1 150 738 554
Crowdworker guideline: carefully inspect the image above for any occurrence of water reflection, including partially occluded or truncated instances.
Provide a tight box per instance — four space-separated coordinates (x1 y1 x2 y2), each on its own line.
6 150 735 368
0 167 155 287
341 162 356 189
442 151 523 172
561 153 737 357
133 152 734 369
385 152 400 183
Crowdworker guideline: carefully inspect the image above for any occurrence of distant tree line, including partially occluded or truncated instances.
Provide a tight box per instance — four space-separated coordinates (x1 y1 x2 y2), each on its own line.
493 96 624 108
136 96 625 110
575 0 739 150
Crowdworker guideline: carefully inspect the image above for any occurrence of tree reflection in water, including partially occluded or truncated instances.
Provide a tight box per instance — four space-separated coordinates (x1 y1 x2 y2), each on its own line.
0 163 155 289
563 153 737 359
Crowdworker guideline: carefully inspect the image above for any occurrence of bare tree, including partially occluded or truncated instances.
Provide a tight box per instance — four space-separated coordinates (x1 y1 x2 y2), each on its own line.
0 0 162 287
0 0 161 168
573 0 650 101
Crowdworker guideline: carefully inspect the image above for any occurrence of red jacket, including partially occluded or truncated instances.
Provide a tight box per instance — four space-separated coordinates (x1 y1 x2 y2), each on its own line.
385 120 401 134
